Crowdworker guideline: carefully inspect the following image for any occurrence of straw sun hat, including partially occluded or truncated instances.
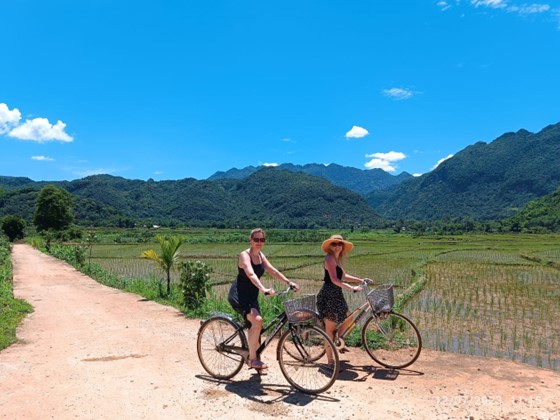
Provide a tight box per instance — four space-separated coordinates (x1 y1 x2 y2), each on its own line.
321 234 354 254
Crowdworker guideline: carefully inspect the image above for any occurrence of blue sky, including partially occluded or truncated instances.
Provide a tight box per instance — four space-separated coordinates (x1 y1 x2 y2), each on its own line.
2 0 559 182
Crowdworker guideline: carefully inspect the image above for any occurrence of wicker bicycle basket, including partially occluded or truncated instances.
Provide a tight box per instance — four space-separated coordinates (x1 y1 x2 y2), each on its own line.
367 284 394 313
284 294 317 324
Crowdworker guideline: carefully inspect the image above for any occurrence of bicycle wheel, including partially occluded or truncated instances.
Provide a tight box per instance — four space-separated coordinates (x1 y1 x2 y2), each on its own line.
283 311 326 362
277 325 339 394
197 316 247 379
362 311 422 369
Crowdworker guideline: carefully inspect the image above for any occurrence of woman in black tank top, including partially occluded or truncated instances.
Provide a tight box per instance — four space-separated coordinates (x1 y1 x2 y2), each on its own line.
228 228 300 374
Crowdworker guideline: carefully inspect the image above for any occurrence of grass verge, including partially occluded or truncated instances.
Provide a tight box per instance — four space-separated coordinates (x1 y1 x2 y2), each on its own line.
0 239 33 351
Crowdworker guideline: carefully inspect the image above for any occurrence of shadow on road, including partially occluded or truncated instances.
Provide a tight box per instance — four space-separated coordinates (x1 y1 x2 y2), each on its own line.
196 374 340 406
336 359 424 382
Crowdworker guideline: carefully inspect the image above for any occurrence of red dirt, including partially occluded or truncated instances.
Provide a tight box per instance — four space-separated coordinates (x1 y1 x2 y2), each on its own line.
1 244 559 419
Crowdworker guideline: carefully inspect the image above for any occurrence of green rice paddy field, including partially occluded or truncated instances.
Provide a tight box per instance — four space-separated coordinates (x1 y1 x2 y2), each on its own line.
90 231 560 371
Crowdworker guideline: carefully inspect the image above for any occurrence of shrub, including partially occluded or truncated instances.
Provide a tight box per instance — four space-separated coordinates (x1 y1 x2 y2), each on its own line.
179 260 213 311
1 215 26 242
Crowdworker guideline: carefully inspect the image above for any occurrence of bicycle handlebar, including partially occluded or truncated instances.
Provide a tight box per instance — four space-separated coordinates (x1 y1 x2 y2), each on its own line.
264 283 298 297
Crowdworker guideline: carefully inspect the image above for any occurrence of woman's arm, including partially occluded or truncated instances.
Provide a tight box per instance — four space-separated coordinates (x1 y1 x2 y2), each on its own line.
342 272 365 284
325 255 362 292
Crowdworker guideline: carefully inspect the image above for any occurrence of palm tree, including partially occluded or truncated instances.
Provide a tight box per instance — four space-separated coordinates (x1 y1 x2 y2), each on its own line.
141 235 183 296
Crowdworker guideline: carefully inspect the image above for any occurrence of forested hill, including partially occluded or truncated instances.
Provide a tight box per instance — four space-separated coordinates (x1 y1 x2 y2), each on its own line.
0 168 382 229
208 163 413 195
369 122 560 221
505 186 560 232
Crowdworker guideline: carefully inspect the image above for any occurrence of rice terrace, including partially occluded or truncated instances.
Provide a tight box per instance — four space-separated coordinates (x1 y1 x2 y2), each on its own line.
84 229 560 372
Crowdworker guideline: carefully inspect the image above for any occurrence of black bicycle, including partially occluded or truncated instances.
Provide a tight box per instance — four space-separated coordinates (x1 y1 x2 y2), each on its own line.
196 286 340 394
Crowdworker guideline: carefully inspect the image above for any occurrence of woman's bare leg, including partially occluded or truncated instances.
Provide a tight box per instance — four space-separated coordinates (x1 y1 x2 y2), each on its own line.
246 308 265 366
324 319 337 363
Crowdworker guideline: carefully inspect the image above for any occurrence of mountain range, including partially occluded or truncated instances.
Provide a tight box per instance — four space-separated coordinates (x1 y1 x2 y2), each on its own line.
209 163 413 195
1 121 559 228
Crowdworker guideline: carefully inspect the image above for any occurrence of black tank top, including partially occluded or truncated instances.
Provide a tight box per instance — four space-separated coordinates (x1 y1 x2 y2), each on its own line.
236 251 265 302
324 265 343 285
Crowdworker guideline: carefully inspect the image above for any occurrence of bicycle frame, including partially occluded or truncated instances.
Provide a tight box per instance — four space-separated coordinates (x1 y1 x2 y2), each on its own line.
219 305 292 362
256 312 289 359
337 299 372 340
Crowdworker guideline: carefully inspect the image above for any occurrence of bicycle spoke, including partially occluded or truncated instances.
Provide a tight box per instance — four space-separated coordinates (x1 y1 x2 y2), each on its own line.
278 325 339 394
362 312 422 369
197 317 246 379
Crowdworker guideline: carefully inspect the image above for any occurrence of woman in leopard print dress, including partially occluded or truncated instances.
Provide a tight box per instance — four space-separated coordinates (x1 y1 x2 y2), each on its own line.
316 234 366 368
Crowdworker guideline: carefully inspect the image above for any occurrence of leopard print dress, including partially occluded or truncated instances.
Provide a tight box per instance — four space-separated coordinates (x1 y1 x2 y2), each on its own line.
316 265 348 324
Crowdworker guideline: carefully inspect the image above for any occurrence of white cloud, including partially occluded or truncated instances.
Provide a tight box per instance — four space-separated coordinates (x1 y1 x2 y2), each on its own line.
432 154 454 170
345 126 369 139
9 118 73 142
0 103 22 135
262 162 278 167
282 137 295 143
508 4 550 14
437 1 452 11
443 1 554 19
382 88 415 100
31 155 54 161
364 151 406 172
471 0 507 9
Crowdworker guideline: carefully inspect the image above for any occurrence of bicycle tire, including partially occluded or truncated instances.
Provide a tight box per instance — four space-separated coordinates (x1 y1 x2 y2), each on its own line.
283 310 326 362
197 316 247 379
277 325 339 394
362 311 422 369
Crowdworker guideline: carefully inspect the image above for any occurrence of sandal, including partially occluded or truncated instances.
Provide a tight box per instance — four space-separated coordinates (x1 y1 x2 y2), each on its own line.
248 359 269 371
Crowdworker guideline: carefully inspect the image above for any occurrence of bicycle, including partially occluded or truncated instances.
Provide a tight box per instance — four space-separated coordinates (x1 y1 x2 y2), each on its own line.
196 286 340 394
322 280 422 369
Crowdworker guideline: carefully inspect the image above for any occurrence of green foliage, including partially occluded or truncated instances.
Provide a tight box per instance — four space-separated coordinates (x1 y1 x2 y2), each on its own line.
141 235 183 296
1 215 26 242
503 187 560 232
0 236 33 350
84 229 97 267
34 185 74 232
27 236 44 249
179 260 213 311
49 243 87 268
1 169 382 229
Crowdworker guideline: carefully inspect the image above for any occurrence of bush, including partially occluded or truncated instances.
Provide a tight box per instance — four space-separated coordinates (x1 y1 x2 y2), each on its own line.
179 260 213 311
1 215 26 242
49 243 87 268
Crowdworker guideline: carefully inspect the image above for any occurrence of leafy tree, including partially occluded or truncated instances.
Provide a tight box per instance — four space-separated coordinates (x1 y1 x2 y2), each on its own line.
33 185 74 232
1 215 26 242
140 235 183 296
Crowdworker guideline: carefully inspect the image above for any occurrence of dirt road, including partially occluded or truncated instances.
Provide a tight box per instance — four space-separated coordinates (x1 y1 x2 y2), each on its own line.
1 244 559 419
